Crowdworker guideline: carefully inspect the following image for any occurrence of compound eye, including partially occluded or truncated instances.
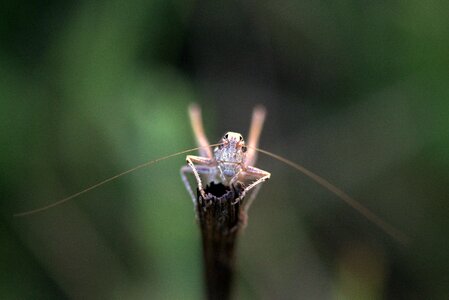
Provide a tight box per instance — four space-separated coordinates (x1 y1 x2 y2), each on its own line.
224 133 229 139
242 146 247 153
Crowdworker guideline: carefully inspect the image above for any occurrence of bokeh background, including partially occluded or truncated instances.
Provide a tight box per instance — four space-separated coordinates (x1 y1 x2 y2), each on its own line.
1 1 449 299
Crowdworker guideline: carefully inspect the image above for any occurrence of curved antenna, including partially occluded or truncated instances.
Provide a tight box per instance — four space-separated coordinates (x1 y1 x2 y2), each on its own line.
252 146 410 244
14 143 222 217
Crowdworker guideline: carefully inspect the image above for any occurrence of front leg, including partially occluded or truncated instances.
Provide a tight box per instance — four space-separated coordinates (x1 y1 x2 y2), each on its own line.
233 165 271 205
180 155 216 203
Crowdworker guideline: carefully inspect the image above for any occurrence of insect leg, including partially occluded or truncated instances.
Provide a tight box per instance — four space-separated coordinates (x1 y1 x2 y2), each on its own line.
233 165 271 204
242 182 263 212
180 164 216 204
245 105 266 167
184 155 215 200
189 104 213 159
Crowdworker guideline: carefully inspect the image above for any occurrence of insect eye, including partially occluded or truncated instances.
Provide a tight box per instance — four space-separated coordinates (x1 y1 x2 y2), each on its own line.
224 134 229 139
242 146 247 153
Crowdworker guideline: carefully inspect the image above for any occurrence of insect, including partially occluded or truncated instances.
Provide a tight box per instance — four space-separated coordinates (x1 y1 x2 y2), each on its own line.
181 104 269 211
14 104 408 244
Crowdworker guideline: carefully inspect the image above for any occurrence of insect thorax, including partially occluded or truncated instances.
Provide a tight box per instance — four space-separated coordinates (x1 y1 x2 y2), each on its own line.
214 146 245 177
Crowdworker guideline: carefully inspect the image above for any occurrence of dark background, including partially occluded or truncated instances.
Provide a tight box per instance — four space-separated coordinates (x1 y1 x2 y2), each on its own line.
1 1 448 299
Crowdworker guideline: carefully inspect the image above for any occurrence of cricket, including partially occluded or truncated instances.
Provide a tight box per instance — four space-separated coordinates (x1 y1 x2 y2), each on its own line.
14 103 408 244
181 104 270 213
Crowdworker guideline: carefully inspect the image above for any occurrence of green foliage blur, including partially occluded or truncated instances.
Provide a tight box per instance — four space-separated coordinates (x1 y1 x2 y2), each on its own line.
1 1 449 299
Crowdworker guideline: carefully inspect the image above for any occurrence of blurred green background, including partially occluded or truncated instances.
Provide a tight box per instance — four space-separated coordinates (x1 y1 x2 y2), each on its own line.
1 0 449 299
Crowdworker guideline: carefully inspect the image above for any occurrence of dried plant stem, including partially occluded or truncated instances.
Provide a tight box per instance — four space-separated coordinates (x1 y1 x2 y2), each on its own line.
196 182 245 300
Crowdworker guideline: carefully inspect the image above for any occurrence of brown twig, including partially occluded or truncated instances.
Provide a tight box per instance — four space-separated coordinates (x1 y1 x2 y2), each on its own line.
196 182 245 300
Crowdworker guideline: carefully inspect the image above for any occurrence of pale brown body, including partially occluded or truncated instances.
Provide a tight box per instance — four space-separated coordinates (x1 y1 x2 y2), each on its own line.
180 104 270 208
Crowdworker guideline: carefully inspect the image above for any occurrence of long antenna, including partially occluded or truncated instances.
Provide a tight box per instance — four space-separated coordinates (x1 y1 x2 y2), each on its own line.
253 147 410 244
14 143 222 217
